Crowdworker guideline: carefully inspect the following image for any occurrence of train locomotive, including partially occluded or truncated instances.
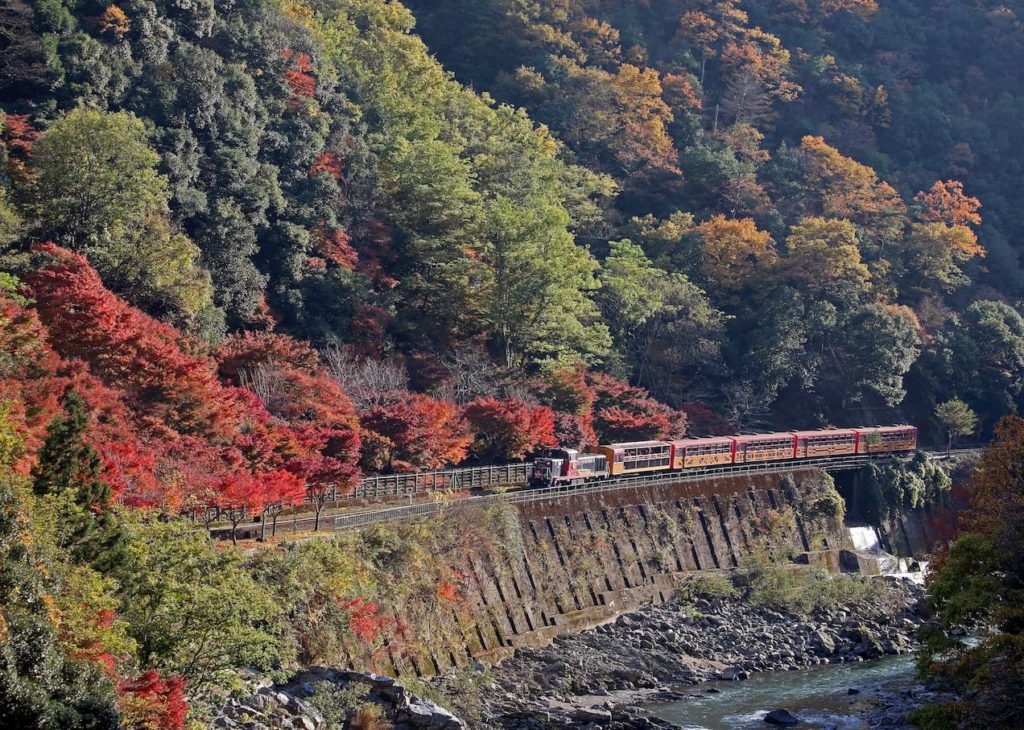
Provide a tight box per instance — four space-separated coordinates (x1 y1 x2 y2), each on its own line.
529 425 917 487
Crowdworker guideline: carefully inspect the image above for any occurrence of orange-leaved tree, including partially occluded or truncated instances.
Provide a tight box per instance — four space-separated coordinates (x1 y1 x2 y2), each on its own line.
462 396 557 462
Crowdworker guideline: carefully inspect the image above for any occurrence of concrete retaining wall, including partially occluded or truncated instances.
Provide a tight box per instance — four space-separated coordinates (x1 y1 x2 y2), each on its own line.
345 468 844 677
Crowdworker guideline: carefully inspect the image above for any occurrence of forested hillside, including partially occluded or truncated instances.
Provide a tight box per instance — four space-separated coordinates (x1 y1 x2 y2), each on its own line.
0 0 1023 723
4 0 1024 443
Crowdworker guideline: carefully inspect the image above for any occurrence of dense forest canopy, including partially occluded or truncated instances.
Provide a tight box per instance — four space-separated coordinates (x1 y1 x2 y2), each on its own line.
2 0 1024 724
2 0 1023 443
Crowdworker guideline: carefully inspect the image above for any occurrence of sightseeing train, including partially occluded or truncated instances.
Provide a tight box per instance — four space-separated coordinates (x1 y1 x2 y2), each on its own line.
529 425 918 487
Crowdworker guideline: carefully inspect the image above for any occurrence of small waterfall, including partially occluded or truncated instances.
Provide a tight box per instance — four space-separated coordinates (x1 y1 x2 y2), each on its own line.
848 526 881 552
846 526 926 582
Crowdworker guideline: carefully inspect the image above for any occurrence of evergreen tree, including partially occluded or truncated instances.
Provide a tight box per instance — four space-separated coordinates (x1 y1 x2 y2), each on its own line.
0 412 120 730
32 391 124 571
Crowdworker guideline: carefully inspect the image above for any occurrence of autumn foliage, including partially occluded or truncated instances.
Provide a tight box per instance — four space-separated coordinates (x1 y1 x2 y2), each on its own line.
99 5 130 37
337 597 404 649
11 246 360 517
536 365 599 449
462 397 557 462
915 180 982 227
696 215 777 296
312 221 358 270
588 372 687 442
281 48 316 101
118 671 188 730
359 393 470 472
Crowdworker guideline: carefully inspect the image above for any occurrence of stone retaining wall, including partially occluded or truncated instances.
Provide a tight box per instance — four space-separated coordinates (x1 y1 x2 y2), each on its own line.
347 468 845 678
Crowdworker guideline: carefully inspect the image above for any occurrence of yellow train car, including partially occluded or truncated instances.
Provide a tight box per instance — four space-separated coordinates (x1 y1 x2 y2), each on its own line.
855 426 918 454
671 437 734 469
590 440 672 477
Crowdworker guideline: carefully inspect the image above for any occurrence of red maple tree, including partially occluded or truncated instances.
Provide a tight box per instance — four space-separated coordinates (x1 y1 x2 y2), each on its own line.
118 671 188 730
360 392 470 472
462 397 557 462
588 372 687 442
281 48 315 101
535 365 599 449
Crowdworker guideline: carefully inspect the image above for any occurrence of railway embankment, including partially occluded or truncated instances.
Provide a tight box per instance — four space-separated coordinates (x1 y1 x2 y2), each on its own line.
318 467 851 678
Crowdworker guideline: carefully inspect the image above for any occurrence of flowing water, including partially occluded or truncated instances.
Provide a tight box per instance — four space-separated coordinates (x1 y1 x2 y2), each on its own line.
645 654 916 729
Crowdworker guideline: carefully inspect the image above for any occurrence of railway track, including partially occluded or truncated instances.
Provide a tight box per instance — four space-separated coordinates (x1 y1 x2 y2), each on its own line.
215 448 978 539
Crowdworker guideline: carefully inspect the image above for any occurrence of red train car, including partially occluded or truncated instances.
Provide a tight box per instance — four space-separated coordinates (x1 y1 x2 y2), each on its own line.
854 425 917 454
671 437 735 469
733 432 797 463
793 429 858 458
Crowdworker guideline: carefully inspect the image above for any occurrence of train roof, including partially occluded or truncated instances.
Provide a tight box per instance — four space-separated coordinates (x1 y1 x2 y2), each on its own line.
733 431 796 441
672 436 735 446
791 428 857 437
599 440 672 450
853 424 916 432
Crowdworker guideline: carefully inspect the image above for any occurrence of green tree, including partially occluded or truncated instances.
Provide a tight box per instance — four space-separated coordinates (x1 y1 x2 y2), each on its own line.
900 222 984 302
482 195 609 367
840 304 919 407
915 416 1024 727
0 413 120 730
946 301 1024 420
19 108 216 331
863 451 951 522
935 398 978 451
111 517 289 699
31 391 123 572
598 239 725 403
20 107 166 248
0 188 20 248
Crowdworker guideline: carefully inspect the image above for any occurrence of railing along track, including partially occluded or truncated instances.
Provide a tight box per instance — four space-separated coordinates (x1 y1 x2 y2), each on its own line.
212 448 979 539
331 453 888 532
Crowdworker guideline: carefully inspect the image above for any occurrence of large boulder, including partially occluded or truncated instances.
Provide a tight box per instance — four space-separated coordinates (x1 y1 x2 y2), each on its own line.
764 708 800 726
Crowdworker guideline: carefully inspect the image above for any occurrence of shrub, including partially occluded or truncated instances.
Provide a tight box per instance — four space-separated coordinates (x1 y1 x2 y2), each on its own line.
675 573 737 603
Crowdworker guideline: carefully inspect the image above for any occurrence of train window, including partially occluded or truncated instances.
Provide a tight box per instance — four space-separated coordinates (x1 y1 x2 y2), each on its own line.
810 433 854 446
754 437 791 450
624 454 671 469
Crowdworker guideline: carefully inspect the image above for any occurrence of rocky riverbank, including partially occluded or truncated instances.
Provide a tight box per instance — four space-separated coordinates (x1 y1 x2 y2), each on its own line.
210 576 929 730
213 668 467 730
431 576 929 729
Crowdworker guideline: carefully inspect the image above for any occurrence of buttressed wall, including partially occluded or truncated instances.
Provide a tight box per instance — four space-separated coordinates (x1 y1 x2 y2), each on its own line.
339 468 846 677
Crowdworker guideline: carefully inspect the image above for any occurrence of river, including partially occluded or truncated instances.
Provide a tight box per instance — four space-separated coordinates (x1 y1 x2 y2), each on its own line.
645 653 917 729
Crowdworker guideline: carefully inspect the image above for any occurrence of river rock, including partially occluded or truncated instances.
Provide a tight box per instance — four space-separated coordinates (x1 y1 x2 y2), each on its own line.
853 629 885 659
763 708 800 725
416 578 927 729
813 630 836 654
573 706 613 722
719 666 748 680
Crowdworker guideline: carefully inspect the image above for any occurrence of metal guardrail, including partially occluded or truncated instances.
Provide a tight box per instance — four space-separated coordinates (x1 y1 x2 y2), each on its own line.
351 462 530 500
300 462 530 504
208 448 979 539
330 453 887 532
